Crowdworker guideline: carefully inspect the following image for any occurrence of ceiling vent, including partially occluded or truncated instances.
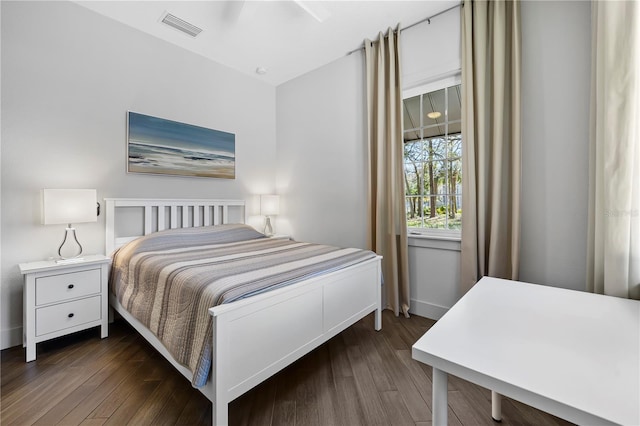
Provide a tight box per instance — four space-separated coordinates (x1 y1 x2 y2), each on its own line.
160 12 203 38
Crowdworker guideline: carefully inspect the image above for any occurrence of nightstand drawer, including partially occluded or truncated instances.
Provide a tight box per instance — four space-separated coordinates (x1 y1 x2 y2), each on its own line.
36 295 101 336
35 269 101 305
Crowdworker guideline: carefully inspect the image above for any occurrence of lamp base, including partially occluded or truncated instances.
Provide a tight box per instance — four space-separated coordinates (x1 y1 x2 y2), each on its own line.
263 216 274 237
58 226 84 260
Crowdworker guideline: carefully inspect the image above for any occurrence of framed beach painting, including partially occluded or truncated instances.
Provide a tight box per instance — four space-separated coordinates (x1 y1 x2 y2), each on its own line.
127 112 235 179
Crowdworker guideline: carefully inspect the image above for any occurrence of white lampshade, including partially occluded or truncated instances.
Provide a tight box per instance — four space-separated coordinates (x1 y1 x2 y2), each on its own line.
43 189 97 225
260 195 280 216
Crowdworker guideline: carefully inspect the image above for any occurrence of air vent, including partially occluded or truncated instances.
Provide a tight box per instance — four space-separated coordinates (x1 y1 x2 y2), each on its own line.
160 12 203 38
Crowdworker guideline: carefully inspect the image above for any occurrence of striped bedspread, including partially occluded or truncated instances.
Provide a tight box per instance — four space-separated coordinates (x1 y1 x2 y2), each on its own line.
109 224 377 387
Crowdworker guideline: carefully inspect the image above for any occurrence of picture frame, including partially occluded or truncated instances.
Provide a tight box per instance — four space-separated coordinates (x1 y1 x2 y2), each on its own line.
127 111 235 179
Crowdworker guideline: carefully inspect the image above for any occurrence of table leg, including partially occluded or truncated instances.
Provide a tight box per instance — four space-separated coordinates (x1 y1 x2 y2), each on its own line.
433 368 448 426
491 391 502 422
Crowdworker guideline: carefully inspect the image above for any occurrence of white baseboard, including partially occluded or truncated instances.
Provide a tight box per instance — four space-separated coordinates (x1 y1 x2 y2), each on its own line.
1 326 22 350
410 299 449 320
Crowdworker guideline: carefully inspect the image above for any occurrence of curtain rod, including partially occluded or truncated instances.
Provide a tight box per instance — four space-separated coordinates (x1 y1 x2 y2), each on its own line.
346 2 462 56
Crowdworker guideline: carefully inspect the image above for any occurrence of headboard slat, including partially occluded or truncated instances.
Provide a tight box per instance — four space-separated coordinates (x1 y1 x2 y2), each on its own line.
158 207 166 231
194 205 200 227
204 206 211 226
222 206 229 225
182 204 189 228
170 206 178 229
144 206 152 235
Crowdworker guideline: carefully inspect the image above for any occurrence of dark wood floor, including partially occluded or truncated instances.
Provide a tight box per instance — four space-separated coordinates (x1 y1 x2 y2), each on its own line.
1 311 573 426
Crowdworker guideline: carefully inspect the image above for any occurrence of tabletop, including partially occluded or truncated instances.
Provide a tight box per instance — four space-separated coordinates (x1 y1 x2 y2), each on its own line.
412 277 640 426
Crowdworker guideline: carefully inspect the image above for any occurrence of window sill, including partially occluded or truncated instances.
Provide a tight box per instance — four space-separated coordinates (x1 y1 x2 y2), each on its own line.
408 231 461 251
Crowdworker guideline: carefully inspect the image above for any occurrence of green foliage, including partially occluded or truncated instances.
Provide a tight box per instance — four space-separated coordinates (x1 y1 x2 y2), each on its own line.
406 209 462 230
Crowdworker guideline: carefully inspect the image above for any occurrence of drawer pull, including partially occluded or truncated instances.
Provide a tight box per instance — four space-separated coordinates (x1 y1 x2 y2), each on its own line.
68 284 75 289
68 313 74 318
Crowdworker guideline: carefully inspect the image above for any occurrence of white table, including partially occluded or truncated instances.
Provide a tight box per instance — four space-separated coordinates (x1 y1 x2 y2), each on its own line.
412 277 640 426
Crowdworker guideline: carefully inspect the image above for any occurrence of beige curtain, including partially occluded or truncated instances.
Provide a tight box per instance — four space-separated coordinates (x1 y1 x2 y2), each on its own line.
587 1 640 300
460 0 522 294
364 28 410 317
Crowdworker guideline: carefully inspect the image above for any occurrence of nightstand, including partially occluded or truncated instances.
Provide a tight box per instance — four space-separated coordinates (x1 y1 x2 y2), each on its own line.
19 254 110 362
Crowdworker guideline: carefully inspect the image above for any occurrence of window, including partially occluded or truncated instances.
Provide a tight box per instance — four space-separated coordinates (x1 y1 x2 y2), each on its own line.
403 80 462 233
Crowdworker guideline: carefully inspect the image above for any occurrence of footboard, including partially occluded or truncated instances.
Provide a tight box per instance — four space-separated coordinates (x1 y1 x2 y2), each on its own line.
209 256 382 425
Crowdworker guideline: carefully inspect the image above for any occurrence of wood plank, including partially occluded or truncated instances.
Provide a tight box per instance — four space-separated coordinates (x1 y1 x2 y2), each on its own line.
245 378 277 426
44 356 146 424
88 357 156 419
294 350 321 426
346 344 389 425
174 393 211 425
1 331 105 402
351 320 396 392
379 390 415 426
327 334 353 379
332 376 365 426
374 330 431 422
394 349 433 410
126 373 187 424
0 324 126 423
380 311 413 350
312 345 340 426
270 368 297 426
79 418 107 426
401 313 436 341
447 389 495 426
2 367 93 425
508 396 574 426
102 381 160 425
148 378 195 425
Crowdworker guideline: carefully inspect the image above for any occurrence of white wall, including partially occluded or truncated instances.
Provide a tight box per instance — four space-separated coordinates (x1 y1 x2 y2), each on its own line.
402 5 461 90
408 237 461 319
277 1 592 320
0 1 276 348
275 52 368 249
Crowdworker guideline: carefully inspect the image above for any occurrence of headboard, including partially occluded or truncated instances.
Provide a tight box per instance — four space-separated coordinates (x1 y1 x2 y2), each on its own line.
105 198 246 254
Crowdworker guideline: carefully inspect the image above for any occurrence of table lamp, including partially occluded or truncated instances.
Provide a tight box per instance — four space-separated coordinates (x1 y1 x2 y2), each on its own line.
260 195 279 237
42 189 97 261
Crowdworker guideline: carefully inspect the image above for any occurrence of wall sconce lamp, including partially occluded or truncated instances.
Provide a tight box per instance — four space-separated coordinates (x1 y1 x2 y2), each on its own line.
42 189 97 262
260 195 280 237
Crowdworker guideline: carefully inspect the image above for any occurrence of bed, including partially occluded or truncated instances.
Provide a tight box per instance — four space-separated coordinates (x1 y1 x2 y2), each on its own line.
105 198 382 426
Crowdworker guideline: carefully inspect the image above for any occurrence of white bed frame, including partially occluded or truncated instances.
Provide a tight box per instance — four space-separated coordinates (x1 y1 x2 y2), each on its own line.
105 198 382 426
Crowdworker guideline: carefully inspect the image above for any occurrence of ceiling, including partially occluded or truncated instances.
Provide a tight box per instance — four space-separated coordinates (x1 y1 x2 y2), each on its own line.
75 0 459 86
403 84 462 142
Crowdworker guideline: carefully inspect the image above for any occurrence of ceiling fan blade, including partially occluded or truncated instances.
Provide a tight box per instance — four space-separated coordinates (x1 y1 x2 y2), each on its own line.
293 1 331 23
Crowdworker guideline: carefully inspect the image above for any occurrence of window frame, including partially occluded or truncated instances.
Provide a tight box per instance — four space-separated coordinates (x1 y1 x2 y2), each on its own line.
402 74 462 237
